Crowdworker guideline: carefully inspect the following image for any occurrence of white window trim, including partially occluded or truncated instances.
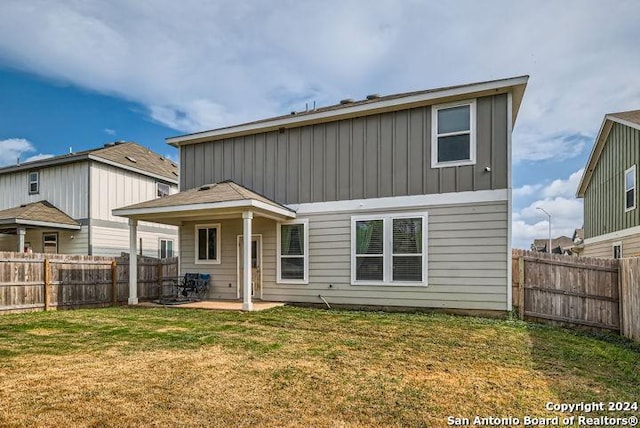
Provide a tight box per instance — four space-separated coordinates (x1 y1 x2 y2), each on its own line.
431 99 476 168
29 171 39 195
612 241 623 259
194 223 221 264
158 238 174 258
276 218 309 284
350 212 428 287
624 165 636 212
43 232 58 254
157 182 171 198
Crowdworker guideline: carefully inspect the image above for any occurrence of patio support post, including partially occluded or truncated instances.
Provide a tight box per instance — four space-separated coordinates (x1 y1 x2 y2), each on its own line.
128 218 138 305
242 211 253 311
16 226 25 253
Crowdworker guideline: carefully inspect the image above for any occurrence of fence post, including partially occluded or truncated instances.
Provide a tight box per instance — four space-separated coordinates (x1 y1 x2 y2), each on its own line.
44 258 51 311
111 260 118 306
157 261 163 300
518 256 525 320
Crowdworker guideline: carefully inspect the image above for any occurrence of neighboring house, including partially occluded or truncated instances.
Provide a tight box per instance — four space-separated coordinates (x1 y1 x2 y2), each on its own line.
0 142 179 257
577 110 640 259
530 236 575 254
114 76 528 311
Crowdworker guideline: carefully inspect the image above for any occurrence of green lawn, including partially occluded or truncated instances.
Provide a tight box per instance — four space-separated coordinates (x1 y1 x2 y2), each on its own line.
0 306 638 427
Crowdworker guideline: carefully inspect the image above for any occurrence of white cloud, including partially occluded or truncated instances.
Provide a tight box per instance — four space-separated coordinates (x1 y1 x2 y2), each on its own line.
513 184 542 197
104 128 116 136
541 168 584 198
512 168 585 249
0 0 637 143
0 138 35 166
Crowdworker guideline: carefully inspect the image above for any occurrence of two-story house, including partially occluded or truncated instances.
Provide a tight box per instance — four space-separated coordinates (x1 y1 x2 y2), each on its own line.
577 110 640 258
114 76 528 311
0 142 179 257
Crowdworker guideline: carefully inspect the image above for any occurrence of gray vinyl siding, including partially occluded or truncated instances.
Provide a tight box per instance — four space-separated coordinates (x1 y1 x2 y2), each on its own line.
180 200 508 310
180 217 276 300
180 94 509 204
584 123 640 239
91 224 178 257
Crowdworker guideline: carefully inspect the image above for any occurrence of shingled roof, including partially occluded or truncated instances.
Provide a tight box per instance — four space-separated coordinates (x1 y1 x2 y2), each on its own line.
0 142 178 182
0 201 80 231
117 180 293 212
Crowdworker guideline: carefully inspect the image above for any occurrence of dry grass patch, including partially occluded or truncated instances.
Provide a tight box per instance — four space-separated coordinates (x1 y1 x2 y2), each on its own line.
0 306 638 427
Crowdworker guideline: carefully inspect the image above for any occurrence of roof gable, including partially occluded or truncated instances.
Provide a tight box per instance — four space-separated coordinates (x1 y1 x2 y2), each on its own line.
577 110 640 197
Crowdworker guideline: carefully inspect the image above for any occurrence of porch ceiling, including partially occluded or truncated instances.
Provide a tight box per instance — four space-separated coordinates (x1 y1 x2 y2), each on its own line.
112 180 296 225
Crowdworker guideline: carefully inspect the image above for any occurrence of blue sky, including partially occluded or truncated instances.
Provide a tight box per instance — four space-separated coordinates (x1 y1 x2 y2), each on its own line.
0 0 638 249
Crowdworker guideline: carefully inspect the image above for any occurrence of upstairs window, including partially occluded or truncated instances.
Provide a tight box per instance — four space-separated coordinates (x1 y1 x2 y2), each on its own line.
277 220 308 284
29 171 39 194
625 165 636 211
157 182 170 198
195 224 221 264
432 100 476 168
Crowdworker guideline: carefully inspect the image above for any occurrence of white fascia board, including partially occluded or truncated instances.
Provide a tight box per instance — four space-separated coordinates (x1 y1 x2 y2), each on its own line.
113 199 295 219
167 76 529 146
575 114 640 198
506 92 513 312
607 115 640 132
576 117 611 198
583 225 640 245
287 189 508 215
88 155 179 184
0 218 82 230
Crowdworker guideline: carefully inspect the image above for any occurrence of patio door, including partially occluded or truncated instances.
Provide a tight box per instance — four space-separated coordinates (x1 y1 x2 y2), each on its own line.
237 235 262 300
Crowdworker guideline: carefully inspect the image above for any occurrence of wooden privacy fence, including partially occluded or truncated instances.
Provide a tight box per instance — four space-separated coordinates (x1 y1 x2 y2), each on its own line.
0 251 178 313
512 249 640 342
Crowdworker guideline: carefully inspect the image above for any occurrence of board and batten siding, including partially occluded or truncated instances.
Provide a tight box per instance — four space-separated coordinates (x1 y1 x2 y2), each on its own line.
584 123 640 240
180 200 508 310
0 162 89 218
90 162 177 225
180 94 508 204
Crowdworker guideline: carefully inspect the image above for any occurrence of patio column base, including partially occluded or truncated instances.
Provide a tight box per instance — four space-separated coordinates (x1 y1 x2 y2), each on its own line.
128 297 139 305
242 302 253 311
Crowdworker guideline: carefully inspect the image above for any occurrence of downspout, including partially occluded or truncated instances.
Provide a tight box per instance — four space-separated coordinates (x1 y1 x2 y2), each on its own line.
318 294 331 309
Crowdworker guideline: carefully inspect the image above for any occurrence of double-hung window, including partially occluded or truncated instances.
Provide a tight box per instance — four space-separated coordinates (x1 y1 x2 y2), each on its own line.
277 220 308 283
625 165 636 211
159 238 174 258
195 224 221 264
29 171 39 194
351 213 427 286
432 100 476 168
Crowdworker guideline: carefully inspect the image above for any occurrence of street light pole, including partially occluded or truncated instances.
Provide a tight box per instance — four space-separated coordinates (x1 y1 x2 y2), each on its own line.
536 207 552 253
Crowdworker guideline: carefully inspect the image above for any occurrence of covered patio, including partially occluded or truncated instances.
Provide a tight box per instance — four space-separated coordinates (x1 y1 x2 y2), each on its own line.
113 180 296 311
0 201 81 253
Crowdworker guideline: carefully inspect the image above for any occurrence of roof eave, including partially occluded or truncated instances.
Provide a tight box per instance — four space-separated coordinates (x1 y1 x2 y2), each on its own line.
167 75 529 147
0 218 81 230
575 114 640 197
113 199 296 220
